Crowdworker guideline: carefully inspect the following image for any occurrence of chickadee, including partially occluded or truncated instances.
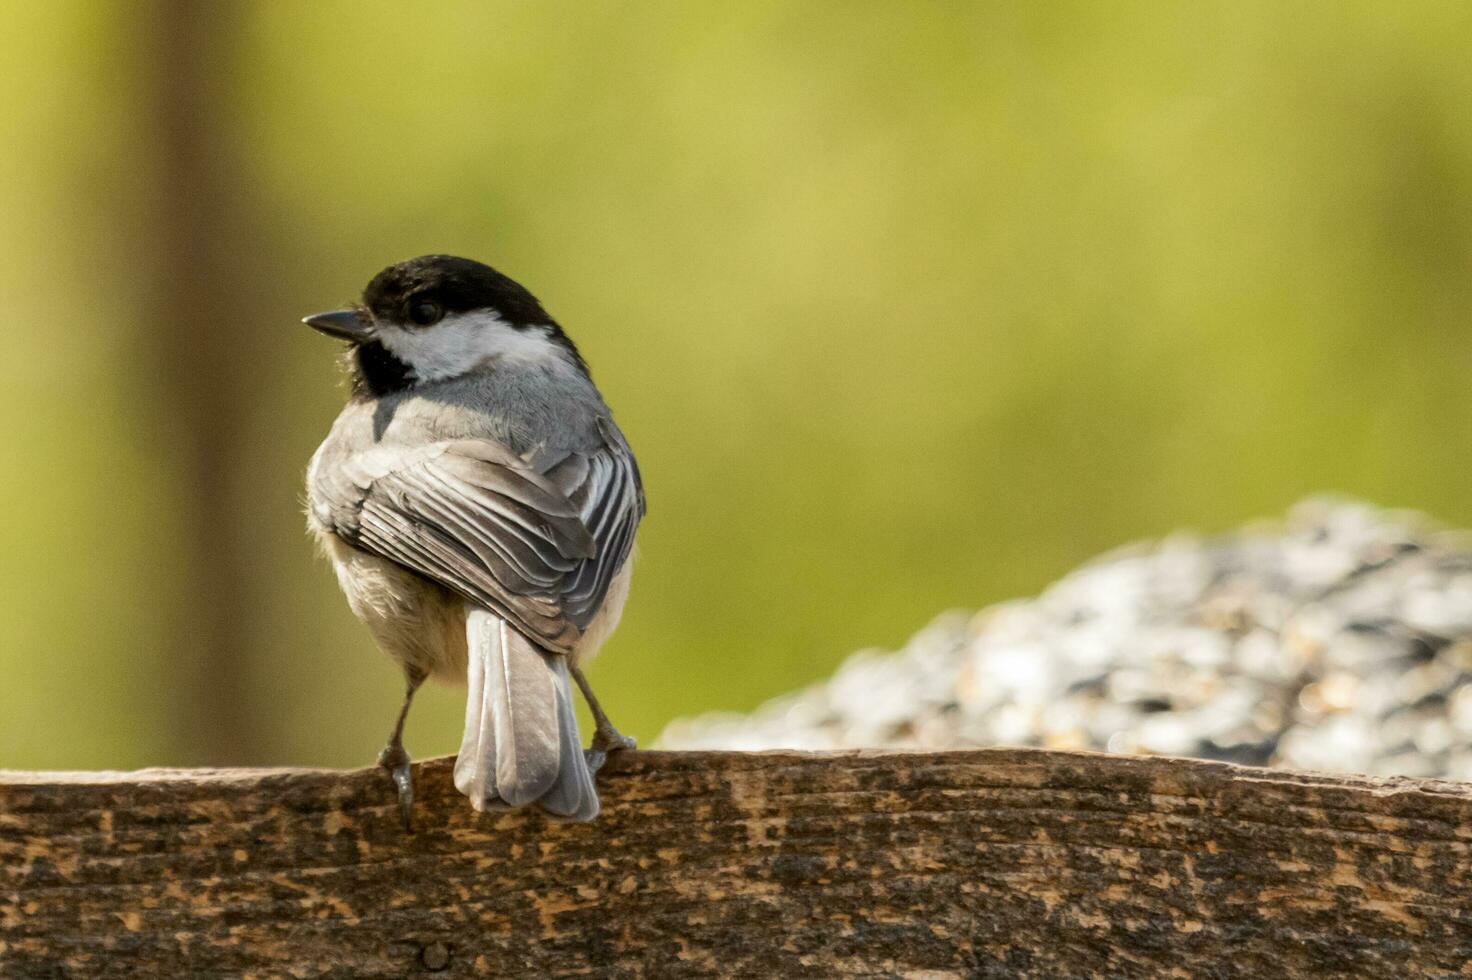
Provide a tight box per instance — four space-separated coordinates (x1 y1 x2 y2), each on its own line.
303 255 644 824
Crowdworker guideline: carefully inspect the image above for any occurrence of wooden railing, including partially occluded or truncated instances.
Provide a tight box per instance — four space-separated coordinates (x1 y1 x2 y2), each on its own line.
4 749 1471 976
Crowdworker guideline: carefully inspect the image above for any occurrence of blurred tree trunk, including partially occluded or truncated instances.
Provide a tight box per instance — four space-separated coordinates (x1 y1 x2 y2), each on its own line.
145 0 257 764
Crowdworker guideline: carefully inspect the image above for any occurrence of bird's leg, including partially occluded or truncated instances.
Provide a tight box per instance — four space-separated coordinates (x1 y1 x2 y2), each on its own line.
377 670 425 830
571 665 636 774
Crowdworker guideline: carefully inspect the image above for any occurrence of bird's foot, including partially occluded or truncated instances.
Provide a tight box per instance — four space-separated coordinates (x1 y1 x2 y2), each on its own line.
377 742 415 831
584 727 637 775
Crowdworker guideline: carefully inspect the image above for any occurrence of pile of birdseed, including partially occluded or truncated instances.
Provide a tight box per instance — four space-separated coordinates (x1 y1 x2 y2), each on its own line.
658 498 1472 779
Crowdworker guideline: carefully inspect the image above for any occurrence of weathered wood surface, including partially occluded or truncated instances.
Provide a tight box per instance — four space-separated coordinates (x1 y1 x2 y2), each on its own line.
3 749 1472 978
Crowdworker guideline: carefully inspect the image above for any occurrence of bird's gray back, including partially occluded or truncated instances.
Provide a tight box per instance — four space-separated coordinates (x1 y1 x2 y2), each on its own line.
379 362 608 453
306 356 642 655
309 361 608 529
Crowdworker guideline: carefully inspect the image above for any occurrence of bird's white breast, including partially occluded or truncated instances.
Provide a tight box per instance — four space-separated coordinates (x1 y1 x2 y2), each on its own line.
319 531 469 684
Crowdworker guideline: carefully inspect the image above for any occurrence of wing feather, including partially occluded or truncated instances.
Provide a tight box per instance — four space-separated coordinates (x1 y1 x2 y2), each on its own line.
323 421 642 653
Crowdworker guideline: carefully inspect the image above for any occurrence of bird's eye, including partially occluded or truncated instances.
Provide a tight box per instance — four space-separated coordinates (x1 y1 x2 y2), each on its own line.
408 299 443 327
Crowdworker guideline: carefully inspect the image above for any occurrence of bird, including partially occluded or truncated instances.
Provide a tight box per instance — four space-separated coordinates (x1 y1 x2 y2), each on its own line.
302 254 644 825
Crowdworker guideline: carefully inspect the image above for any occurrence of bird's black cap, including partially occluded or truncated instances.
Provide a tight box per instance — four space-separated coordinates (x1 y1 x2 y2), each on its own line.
363 254 557 328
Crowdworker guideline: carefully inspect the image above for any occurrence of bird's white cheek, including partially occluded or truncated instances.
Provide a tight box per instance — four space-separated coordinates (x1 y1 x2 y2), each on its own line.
376 314 570 381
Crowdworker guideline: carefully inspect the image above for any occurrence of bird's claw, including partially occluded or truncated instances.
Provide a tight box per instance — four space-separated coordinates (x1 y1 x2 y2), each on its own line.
584 730 637 775
377 743 415 831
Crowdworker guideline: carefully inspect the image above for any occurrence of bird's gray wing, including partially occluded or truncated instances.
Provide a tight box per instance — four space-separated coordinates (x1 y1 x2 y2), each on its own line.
323 429 642 654
535 416 646 629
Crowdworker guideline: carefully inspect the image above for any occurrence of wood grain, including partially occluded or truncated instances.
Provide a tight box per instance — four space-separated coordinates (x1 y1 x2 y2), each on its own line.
4 749 1472 978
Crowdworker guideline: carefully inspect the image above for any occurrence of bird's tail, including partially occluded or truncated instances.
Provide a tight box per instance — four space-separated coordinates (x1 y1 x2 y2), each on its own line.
453 607 598 820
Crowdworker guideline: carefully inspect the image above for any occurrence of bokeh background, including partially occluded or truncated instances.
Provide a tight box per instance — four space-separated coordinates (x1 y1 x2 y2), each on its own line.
3 2 1471 770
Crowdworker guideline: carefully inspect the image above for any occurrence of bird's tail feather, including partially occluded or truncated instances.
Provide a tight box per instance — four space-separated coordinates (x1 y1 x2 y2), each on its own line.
454 608 598 820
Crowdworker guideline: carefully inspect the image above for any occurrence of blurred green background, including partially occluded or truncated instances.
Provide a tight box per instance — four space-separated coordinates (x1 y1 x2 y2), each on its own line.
3 1 1471 770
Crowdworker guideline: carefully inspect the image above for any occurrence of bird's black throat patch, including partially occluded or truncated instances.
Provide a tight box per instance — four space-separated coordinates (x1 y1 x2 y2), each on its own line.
347 340 416 398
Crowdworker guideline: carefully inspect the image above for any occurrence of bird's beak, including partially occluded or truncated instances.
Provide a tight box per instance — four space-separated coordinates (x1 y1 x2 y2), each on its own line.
302 308 374 342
